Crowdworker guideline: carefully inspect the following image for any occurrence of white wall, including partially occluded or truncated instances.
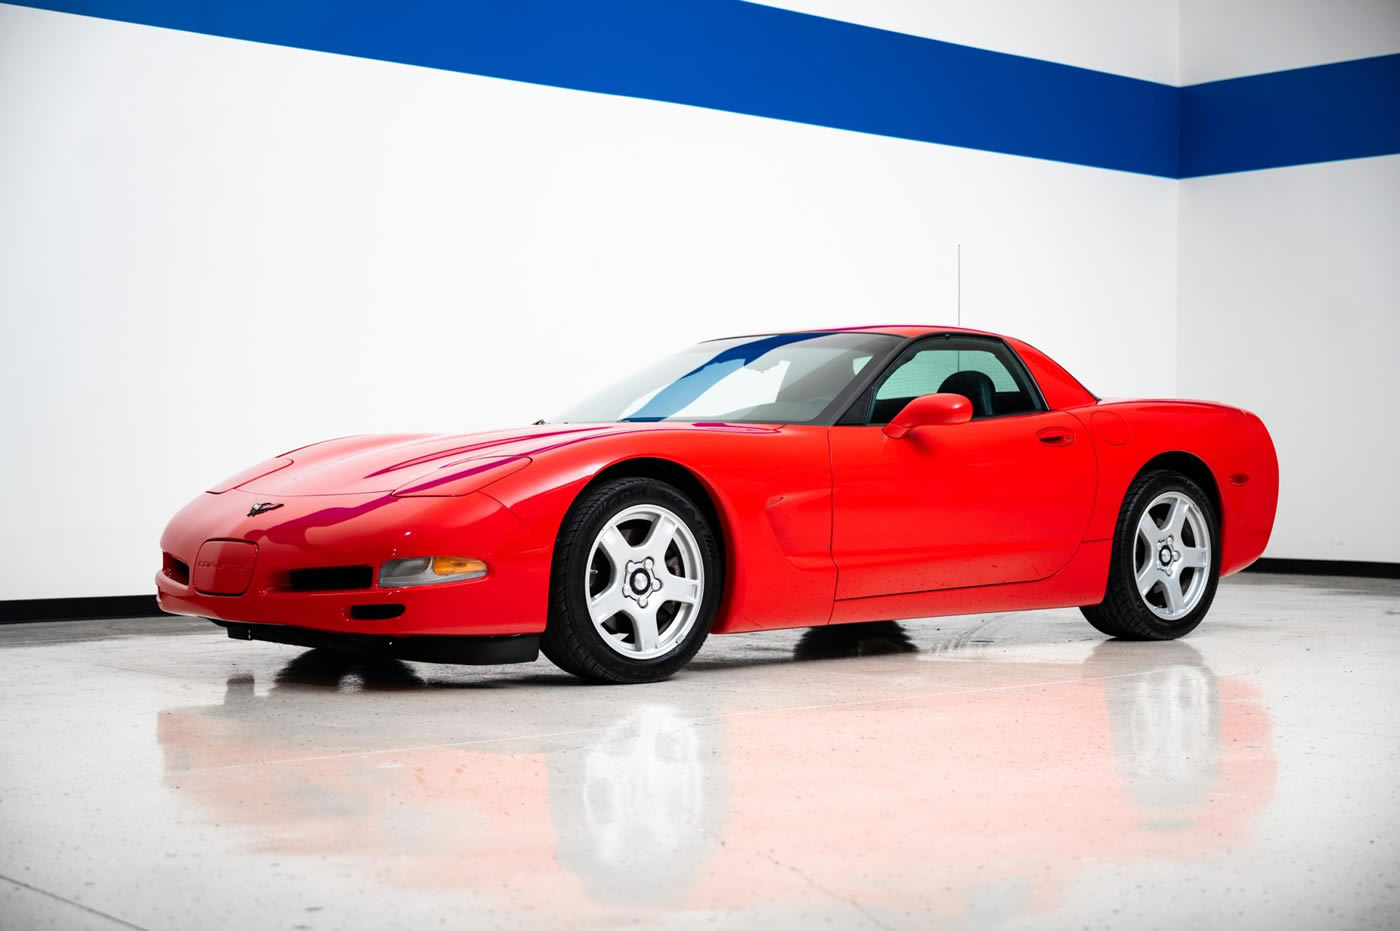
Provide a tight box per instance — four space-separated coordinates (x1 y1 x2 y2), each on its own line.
1176 0 1400 563
1180 0 1400 83
1177 157 1400 562
0 5 1179 599
749 0 1181 83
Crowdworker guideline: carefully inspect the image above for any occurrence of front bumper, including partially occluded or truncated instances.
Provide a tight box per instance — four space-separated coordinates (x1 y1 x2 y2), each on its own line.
156 489 553 637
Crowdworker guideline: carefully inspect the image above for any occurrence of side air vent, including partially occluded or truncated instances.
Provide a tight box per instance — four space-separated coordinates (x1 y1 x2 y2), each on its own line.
286 566 374 592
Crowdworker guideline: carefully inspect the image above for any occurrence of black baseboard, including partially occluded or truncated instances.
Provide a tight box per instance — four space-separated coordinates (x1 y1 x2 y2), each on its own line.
1245 558 1400 580
0 595 165 624
2 560 1396 624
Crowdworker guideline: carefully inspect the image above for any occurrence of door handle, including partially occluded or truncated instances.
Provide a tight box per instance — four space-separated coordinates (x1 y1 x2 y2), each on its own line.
1036 427 1075 446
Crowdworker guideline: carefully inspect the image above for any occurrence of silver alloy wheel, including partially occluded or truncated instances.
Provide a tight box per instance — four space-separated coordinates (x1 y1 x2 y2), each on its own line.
585 504 705 660
1134 491 1211 621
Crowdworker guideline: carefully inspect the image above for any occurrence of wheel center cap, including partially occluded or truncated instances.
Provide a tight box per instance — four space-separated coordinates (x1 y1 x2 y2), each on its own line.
1159 545 1173 566
622 557 663 608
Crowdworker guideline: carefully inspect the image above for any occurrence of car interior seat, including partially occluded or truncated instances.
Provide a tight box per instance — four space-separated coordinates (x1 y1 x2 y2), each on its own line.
937 370 997 418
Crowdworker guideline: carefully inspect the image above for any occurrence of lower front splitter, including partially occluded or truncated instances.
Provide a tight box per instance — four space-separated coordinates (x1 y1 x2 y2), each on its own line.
215 621 540 665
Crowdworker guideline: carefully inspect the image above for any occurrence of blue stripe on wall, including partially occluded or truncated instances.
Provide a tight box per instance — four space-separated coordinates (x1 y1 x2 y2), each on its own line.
7 1 1399 178
1182 54 1400 177
7 0 1181 177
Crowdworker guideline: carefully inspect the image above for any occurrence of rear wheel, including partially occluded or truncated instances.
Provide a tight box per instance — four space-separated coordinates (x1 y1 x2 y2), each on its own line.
541 477 722 683
1081 470 1220 641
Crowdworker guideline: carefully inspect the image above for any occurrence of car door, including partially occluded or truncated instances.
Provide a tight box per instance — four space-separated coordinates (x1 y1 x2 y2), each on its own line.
829 336 1097 599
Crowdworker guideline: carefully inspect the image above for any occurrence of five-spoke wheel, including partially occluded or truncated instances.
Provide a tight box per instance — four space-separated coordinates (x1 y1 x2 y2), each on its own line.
542 477 722 683
585 504 705 660
1132 491 1211 621
1082 470 1221 640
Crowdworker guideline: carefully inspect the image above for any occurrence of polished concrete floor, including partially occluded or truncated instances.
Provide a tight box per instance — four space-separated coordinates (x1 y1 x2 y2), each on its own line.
1 573 1397 930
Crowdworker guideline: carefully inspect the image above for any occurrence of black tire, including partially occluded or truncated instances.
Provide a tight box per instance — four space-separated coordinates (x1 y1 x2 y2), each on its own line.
1080 469 1221 641
541 477 723 684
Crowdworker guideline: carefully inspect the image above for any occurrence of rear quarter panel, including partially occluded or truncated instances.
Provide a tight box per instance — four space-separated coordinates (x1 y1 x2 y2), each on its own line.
1072 401 1278 576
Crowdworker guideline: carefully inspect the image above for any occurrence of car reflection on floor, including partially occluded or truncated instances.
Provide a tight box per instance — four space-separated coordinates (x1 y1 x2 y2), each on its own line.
156 624 1275 923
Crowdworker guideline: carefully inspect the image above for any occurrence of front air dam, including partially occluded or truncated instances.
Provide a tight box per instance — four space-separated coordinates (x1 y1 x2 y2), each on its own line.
216 622 541 664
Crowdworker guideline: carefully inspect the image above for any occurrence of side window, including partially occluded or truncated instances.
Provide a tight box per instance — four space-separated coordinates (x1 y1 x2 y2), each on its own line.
868 342 1042 423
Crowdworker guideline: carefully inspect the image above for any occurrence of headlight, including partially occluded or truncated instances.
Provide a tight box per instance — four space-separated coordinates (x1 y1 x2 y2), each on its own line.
379 556 488 587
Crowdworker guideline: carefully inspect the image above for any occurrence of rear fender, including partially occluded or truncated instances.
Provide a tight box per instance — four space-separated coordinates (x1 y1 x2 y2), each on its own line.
1073 401 1277 575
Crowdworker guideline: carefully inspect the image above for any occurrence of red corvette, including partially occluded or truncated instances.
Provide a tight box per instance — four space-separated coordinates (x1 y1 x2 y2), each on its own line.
157 326 1278 683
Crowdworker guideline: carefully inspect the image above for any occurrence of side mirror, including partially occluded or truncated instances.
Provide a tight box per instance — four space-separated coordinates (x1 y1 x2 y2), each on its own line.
883 393 973 438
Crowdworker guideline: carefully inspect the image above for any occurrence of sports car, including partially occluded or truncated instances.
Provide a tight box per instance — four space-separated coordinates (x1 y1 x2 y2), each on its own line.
156 326 1278 683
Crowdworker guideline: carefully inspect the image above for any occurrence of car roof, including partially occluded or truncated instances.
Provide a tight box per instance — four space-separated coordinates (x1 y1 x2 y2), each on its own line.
715 324 1006 341
809 324 1001 338
710 325 1098 410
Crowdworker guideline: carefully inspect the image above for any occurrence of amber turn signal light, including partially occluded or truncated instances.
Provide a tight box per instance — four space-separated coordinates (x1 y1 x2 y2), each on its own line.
431 557 488 577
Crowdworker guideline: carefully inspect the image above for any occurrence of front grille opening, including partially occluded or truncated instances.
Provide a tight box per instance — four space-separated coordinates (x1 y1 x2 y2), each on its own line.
286 565 374 592
162 553 190 585
349 604 405 620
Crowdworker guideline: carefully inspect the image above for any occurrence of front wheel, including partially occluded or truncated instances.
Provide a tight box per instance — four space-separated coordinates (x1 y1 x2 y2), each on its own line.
541 477 722 683
1081 470 1220 641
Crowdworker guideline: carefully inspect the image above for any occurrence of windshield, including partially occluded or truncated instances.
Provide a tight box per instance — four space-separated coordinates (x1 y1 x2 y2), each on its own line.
554 332 901 425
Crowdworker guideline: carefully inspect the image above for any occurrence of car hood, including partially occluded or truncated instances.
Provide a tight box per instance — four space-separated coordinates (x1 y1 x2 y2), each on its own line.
235 423 747 497
235 425 631 496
